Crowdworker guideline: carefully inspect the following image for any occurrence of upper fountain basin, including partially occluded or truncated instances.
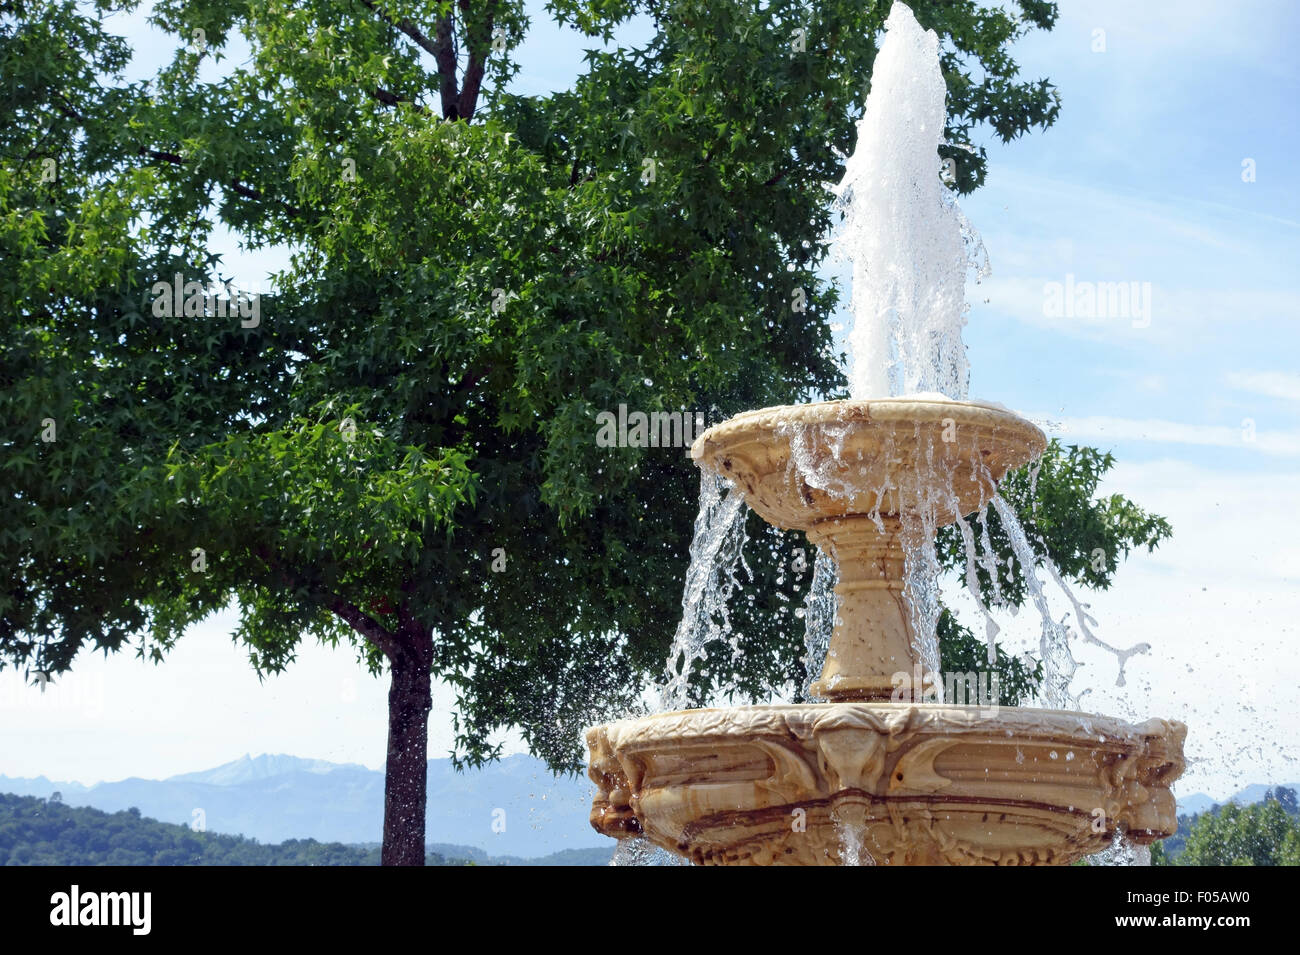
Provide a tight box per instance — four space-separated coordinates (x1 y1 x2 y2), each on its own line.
690 397 1046 531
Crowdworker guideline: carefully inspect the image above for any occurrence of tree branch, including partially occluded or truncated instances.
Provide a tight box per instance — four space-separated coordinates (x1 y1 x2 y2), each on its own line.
137 147 305 219
372 86 427 114
359 0 442 59
434 14 461 119
254 545 402 660
456 1 495 121
328 594 404 661
763 166 793 187
50 88 304 217
50 90 86 123
356 0 463 119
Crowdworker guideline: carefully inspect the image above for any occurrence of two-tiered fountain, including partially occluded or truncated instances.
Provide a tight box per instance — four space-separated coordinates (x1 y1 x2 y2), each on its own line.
586 3 1185 865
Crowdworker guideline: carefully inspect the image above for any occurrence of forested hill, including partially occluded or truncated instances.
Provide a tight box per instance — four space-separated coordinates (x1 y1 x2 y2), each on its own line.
0 793 470 866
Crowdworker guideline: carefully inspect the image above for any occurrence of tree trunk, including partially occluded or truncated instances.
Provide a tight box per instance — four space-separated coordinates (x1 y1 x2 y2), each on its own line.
381 644 433 865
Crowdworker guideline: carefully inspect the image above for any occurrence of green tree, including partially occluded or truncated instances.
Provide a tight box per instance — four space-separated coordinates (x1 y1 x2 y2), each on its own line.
3 0 1169 865
1171 799 1300 866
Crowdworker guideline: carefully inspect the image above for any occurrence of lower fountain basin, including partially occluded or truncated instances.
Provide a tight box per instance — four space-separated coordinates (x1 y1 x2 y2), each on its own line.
587 703 1185 865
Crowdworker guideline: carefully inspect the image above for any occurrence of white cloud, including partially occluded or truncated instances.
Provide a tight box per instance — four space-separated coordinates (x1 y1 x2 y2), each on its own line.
1029 412 1300 457
978 274 1298 346
1225 370 1300 402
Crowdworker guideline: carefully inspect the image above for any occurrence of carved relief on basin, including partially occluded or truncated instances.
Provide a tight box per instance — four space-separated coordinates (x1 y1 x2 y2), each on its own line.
588 703 1186 866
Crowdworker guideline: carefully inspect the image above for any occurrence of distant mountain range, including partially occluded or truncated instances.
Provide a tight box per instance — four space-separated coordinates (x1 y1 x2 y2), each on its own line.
0 753 611 861
1175 783 1299 817
3 753 1292 860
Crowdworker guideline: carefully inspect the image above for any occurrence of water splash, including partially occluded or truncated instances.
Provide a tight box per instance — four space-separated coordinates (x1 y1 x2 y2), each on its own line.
781 416 862 501
610 835 691 866
1038 550 1150 687
656 471 750 711
980 494 1151 707
831 803 877 866
1088 828 1151 867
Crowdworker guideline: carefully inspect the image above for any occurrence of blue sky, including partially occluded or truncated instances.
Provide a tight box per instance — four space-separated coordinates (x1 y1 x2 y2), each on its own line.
959 1 1300 475
3 1 1296 802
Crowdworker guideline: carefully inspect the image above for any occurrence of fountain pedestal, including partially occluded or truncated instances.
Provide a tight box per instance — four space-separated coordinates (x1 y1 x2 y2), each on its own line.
806 515 914 702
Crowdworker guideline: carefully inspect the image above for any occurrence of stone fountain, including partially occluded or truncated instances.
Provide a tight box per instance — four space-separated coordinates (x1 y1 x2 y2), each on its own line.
585 3 1185 865
587 397 1186 864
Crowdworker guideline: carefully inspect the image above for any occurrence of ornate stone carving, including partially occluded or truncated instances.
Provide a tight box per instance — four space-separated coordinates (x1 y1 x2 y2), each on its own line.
588 703 1186 866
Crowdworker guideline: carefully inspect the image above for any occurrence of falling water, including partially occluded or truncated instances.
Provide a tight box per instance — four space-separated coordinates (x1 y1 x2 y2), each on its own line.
653 0 1148 730
656 470 750 711
954 510 1002 662
610 835 691 867
650 7 982 712
990 496 1081 710
827 2 987 690
1088 828 1151 867
832 811 876 866
798 548 837 699
901 522 945 683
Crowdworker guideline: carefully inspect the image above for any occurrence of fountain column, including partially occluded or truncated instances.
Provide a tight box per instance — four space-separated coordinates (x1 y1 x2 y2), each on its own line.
807 515 923 702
